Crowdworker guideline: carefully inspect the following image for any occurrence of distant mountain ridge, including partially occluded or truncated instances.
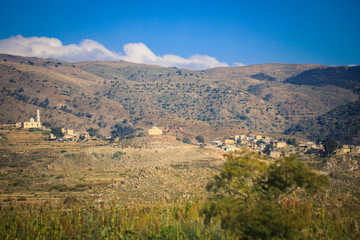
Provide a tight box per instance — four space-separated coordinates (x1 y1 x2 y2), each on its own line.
0 54 358 144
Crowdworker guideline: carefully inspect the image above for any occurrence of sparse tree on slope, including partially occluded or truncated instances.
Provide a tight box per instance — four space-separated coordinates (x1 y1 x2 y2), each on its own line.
196 135 205 143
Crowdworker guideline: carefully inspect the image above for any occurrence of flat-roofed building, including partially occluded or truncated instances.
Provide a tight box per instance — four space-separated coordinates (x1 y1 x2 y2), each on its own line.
149 126 163 135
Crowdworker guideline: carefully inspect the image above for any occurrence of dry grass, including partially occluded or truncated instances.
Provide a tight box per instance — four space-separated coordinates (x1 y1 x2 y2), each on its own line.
0 129 224 204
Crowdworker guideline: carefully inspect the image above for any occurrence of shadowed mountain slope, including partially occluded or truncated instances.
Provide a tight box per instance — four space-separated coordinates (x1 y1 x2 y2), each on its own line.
284 66 360 93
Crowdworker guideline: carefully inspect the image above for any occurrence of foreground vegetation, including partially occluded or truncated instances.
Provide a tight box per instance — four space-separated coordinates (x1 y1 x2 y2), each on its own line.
1 150 359 239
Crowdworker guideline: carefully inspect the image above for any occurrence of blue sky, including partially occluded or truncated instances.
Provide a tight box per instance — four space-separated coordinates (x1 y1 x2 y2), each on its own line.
0 0 359 69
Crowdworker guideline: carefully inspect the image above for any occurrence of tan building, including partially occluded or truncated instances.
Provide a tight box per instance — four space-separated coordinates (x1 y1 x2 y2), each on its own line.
22 109 42 129
224 139 235 145
298 143 307 151
256 135 262 140
306 142 317 149
272 141 287 149
351 146 360 155
62 128 75 136
270 151 281 159
210 140 222 146
339 145 351 154
149 126 163 136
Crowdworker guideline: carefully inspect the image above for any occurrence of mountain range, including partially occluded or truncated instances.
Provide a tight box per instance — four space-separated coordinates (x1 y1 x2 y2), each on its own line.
0 54 359 144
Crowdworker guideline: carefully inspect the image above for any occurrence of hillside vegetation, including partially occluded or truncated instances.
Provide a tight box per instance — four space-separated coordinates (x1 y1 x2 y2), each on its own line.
0 54 359 143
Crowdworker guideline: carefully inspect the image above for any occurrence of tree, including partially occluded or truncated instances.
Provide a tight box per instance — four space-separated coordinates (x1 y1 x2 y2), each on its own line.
263 143 273 155
256 139 265 147
42 122 52 128
87 128 99 137
202 150 328 239
111 123 136 139
322 137 341 156
195 135 205 143
183 137 191 144
286 138 298 147
51 127 64 138
305 148 318 155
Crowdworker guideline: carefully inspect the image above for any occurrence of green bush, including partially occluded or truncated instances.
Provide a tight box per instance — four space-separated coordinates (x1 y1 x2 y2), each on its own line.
113 151 125 159
203 150 329 239
64 153 76 158
29 128 41 132
195 135 205 143
305 148 318 155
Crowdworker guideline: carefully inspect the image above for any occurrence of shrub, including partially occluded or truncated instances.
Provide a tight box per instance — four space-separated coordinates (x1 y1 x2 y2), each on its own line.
195 135 205 143
113 151 125 159
87 128 99 137
64 153 76 158
203 150 329 239
305 148 318 155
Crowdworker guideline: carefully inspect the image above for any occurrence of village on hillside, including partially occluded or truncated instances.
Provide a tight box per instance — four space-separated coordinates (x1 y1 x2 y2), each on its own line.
2 109 359 159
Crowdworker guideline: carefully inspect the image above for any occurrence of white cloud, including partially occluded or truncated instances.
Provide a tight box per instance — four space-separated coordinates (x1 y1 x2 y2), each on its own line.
0 35 229 70
234 62 246 67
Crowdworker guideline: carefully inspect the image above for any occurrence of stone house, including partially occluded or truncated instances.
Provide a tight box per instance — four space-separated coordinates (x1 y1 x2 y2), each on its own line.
351 146 360 155
271 141 287 149
270 151 281 159
224 139 235 145
149 126 163 136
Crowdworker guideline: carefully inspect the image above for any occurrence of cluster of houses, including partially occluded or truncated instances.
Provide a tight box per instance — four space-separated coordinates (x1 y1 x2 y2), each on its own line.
11 110 360 156
210 134 286 158
147 126 360 158
209 133 360 158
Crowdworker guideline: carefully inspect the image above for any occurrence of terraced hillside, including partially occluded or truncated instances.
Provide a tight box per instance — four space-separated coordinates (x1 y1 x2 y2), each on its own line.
0 128 224 203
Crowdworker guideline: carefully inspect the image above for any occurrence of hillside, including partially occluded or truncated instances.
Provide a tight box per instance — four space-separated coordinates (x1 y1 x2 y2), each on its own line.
0 128 224 203
284 66 360 93
286 100 360 145
0 54 359 143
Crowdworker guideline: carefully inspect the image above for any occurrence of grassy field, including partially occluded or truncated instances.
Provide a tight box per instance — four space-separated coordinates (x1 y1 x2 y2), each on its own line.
0 128 224 204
